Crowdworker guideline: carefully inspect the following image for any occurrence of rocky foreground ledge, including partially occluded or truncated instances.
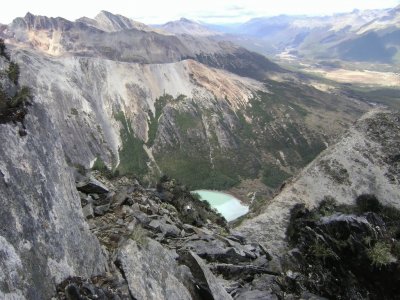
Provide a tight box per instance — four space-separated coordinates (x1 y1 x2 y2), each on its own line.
54 173 282 299
53 109 400 300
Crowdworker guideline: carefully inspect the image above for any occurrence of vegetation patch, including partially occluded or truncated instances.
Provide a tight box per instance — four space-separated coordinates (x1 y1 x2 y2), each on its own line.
342 86 400 110
7 62 20 85
261 164 291 189
114 111 148 177
147 94 173 146
92 156 108 172
0 40 32 128
367 242 393 267
91 155 120 178
70 108 79 116
319 159 350 185
150 83 330 191
245 87 327 168
174 110 198 132
157 150 239 190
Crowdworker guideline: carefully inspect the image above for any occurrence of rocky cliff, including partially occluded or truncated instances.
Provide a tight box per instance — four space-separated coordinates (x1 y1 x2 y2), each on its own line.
0 54 107 298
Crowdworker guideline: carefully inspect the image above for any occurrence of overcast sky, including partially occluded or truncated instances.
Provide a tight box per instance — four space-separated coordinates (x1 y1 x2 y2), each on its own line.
1 0 399 24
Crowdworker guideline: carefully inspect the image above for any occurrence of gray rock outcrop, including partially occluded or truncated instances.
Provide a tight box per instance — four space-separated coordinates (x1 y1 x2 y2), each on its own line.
180 251 233 300
0 104 107 299
117 239 192 300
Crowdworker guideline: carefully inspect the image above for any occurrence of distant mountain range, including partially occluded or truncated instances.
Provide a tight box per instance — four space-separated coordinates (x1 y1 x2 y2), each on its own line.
157 5 400 64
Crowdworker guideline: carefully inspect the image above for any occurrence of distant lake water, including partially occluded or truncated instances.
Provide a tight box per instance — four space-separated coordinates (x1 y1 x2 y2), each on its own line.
192 190 249 221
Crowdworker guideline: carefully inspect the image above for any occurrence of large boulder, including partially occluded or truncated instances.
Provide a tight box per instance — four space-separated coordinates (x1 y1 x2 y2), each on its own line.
180 251 233 300
76 177 110 194
116 239 192 300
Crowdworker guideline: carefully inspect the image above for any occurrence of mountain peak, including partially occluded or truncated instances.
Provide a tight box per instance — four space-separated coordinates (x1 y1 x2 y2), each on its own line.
11 12 72 30
179 17 196 23
24 12 35 19
98 10 113 17
77 10 163 34
161 17 219 36
94 10 124 22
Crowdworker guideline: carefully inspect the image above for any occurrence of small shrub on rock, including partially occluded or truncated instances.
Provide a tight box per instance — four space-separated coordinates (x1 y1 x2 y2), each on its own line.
367 241 393 267
7 62 20 84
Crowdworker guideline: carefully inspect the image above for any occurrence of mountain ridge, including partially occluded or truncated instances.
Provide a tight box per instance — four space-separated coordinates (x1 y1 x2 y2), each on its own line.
76 10 167 34
2 12 283 80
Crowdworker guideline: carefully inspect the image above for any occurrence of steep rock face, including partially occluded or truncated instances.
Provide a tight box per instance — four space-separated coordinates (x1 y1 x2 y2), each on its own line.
6 13 190 60
237 110 400 255
12 49 263 172
0 104 107 299
9 46 369 190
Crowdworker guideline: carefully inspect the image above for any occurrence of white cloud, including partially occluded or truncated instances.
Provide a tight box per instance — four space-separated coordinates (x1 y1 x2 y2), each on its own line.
0 0 399 24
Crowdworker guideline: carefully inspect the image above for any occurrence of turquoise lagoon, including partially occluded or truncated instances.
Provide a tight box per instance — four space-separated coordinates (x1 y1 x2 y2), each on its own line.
192 190 249 221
